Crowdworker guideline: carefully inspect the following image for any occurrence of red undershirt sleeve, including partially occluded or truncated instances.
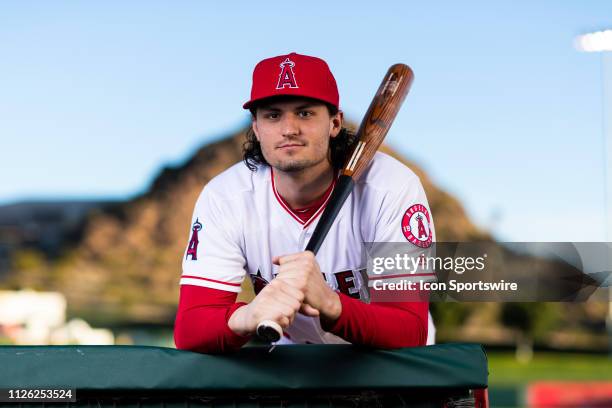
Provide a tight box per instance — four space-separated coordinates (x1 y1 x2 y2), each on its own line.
323 292 428 348
174 284 251 354
174 282 427 351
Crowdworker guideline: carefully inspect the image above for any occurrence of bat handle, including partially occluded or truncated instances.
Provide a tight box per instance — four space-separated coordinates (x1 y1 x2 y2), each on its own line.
256 320 282 343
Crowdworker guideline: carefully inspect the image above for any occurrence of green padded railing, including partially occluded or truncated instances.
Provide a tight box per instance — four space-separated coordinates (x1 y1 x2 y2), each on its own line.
0 343 487 391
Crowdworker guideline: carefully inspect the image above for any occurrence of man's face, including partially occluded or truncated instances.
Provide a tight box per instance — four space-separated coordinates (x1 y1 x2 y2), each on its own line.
252 97 342 173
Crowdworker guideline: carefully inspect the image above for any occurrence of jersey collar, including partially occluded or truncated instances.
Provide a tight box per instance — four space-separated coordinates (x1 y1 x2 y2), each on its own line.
270 167 338 229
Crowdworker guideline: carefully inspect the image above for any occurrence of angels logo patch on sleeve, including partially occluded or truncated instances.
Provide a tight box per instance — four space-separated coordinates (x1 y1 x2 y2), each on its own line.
401 204 433 248
185 218 202 260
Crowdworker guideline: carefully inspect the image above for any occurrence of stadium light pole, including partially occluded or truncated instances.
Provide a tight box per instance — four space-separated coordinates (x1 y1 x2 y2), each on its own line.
575 29 612 355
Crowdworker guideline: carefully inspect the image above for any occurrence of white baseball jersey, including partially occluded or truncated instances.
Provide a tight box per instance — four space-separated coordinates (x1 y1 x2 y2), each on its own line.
181 151 436 345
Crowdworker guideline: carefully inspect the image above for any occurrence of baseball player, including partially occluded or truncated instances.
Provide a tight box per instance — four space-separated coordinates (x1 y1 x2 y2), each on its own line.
174 52 436 353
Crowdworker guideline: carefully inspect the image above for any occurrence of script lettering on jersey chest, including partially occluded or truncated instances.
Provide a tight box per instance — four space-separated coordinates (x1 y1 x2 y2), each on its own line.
250 268 363 300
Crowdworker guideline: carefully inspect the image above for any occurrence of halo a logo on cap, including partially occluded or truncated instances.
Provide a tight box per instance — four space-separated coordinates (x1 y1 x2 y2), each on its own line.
401 204 432 248
276 58 299 89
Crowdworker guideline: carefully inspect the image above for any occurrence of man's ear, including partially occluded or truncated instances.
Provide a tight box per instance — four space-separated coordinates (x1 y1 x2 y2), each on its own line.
330 110 344 139
252 118 260 141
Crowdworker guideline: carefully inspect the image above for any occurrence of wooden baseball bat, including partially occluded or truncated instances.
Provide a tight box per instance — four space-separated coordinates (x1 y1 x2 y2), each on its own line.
256 64 415 342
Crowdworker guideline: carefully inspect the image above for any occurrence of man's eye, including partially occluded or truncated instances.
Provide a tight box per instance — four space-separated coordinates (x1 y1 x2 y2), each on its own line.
264 113 279 119
298 111 313 118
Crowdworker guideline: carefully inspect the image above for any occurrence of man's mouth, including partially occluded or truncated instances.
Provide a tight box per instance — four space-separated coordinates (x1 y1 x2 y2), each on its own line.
277 143 305 149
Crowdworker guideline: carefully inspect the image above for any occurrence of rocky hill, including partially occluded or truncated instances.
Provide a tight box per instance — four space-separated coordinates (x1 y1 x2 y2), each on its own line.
3 129 488 324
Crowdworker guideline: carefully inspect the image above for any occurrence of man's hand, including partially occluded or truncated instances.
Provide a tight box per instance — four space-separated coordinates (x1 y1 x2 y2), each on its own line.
228 251 342 337
273 251 342 323
228 278 304 337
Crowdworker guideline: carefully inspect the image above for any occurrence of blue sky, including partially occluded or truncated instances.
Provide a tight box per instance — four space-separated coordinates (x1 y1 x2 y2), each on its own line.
0 1 610 241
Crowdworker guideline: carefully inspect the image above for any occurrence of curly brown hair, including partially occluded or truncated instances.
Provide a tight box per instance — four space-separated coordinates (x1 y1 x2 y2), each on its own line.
242 102 357 172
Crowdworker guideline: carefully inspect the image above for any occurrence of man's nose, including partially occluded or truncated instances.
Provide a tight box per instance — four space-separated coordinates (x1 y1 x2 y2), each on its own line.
280 114 299 136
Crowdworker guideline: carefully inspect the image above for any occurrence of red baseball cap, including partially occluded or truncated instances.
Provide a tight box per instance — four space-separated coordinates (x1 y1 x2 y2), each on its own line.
243 52 339 110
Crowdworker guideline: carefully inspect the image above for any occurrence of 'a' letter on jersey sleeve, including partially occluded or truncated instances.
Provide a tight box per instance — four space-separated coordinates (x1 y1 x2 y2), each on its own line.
180 187 246 293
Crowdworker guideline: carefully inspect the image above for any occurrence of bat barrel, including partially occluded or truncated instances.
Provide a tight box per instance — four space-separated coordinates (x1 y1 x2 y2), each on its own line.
342 63 414 180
